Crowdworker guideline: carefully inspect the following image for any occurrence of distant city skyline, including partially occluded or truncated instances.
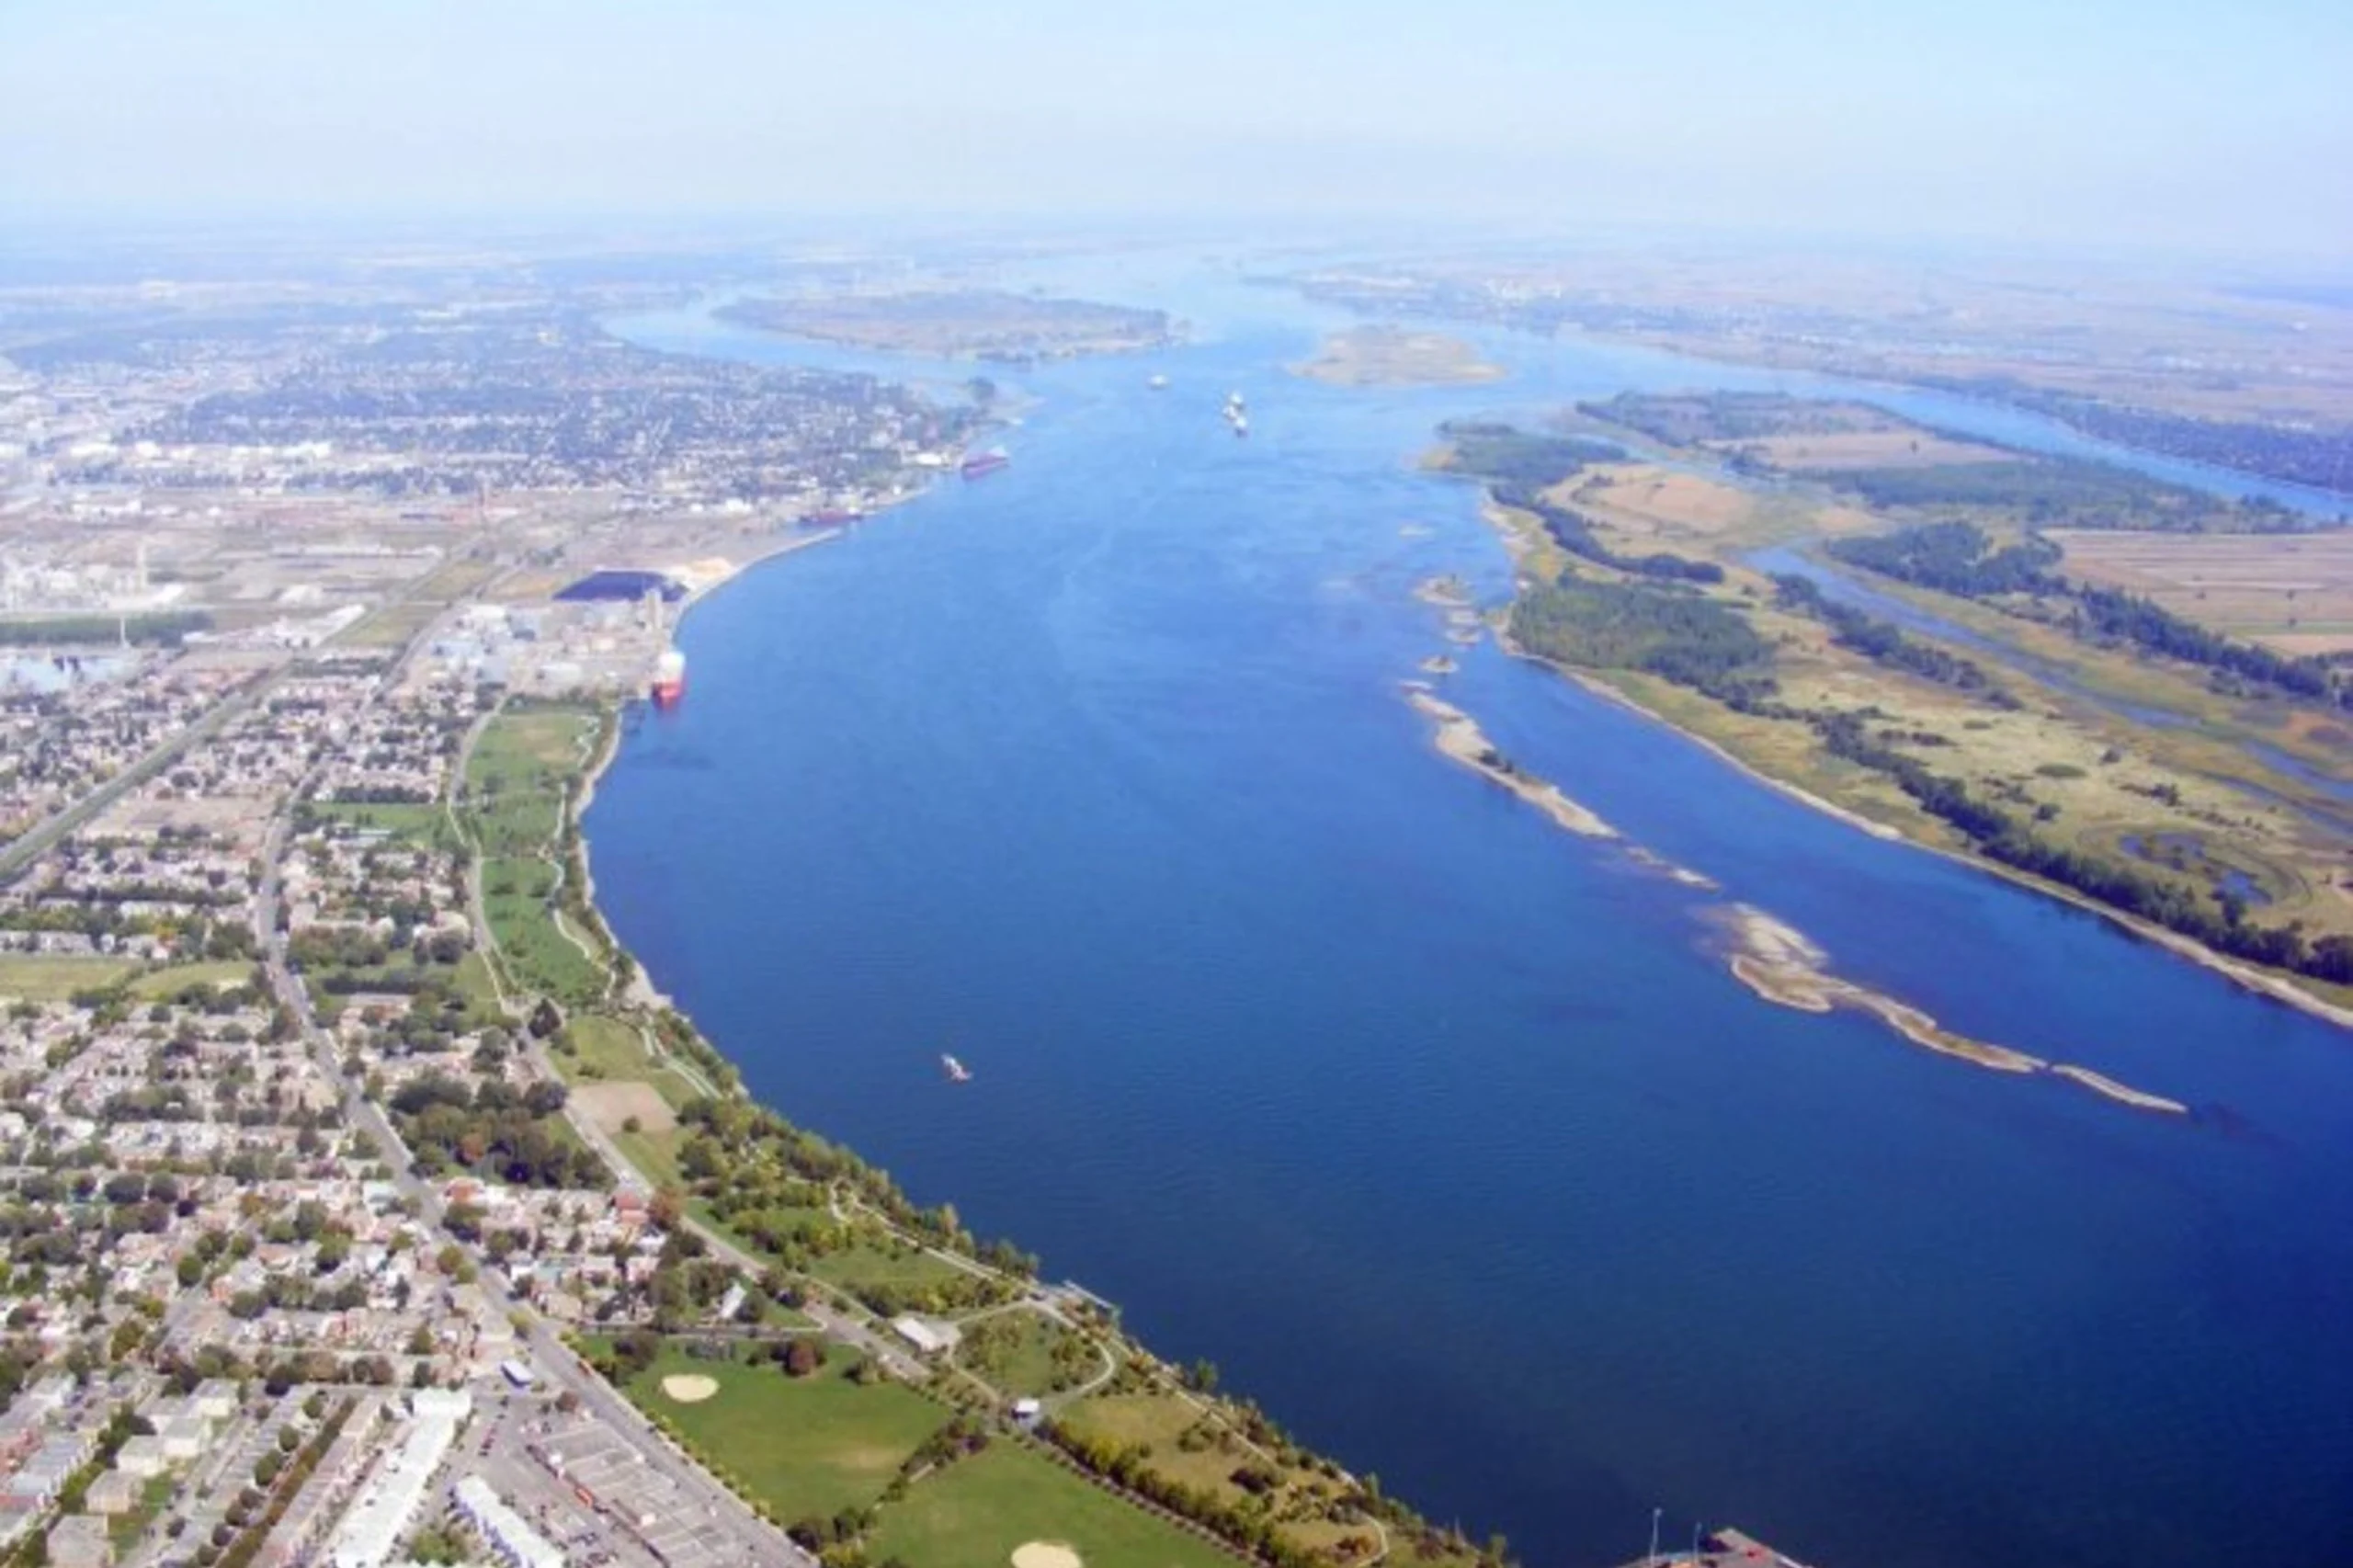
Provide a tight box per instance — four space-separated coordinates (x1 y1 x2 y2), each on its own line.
2 0 2347 260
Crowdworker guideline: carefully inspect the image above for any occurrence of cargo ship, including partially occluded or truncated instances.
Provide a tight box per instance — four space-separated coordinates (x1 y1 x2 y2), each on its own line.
650 647 686 708
960 448 1011 480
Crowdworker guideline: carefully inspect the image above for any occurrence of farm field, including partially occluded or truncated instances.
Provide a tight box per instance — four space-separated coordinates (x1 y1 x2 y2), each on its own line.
1455 417 2353 1012
2052 528 2353 654
1724 428 2018 471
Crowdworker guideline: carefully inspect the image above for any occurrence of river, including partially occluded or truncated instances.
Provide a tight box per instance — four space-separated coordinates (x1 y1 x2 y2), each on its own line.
587 256 2353 1568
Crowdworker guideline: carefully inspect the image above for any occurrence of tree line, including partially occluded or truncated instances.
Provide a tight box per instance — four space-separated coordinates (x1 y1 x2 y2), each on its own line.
1828 520 2347 709
1510 576 1779 710
1494 484 1726 585
1770 574 2018 706
1808 710 2353 983
1437 421 1622 489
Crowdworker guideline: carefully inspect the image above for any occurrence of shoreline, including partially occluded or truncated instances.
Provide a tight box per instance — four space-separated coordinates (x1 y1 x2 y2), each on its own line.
1403 669 2188 1115
1493 628 2353 1035
573 514 877 1014
548 506 1501 1568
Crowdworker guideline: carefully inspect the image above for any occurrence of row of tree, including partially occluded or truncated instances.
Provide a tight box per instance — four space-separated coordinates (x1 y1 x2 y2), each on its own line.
1826 520 2347 708
1808 710 2353 983
1509 577 1779 710
1494 484 1725 584
1770 574 2018 705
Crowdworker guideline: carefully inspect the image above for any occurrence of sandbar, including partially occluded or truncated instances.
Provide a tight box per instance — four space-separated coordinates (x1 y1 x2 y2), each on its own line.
1406 689 1617 838
1714 904 2187 1113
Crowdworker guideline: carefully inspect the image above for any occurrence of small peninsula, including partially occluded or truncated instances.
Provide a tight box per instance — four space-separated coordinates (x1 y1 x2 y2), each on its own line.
716 289 1178 361
1291 324 1505 387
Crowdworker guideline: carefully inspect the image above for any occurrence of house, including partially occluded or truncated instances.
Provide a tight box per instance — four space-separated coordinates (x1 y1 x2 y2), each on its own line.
889 1315 960 1357
159 1415 210 1461
115 1436 168 1479
46 1513 112 1568
85 1472 141 1517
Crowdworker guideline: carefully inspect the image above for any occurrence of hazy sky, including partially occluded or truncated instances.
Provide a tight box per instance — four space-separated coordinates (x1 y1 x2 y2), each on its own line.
2 0 2347 256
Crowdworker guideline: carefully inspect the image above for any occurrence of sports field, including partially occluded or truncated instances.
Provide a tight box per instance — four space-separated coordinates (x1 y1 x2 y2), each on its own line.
623 1346 945 1525
869 1444 1234 1568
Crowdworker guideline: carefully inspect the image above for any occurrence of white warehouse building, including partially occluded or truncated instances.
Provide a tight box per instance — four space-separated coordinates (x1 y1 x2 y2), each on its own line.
326 1390 472 1568
451 1475 566 1568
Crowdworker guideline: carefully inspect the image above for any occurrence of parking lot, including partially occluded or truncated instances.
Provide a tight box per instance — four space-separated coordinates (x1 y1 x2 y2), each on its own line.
526 1413 752 1568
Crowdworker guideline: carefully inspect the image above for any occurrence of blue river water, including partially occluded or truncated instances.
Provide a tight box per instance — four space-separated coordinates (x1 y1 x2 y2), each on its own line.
588 259 2353 1568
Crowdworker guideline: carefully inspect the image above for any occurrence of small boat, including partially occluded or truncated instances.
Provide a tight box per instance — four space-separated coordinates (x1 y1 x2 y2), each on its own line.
1231 415 1249 438
941 1052 972 1083
1147 374 1170 391
1224 391 1245 412
960 448 1010 480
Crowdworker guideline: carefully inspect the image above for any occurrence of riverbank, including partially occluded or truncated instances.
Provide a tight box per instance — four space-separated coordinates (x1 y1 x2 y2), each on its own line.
1501 622 2353 1035
1432 413 2353 1035
586 274 2353 1568
545 553 1503 1567
1403 672 2187 1114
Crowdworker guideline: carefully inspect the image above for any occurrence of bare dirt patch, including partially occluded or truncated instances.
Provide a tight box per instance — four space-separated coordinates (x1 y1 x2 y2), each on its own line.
661 1374 719 1403
1559 464 1754 540
1011 1544 1084 1568
574 1081 676 1136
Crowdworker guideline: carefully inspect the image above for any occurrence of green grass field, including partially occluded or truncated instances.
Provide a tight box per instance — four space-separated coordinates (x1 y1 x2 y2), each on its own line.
409 557 503 602
464 705 611 1005
303 951 502 1028
956 1310 1094 1399
308 801 458 847
616 1127 688 1189
0 954 136 1001
870 1443 1235 1568
128 960 258 1000
806 1237 976 1304
557 1012 653 1080
623 1346 946 1524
